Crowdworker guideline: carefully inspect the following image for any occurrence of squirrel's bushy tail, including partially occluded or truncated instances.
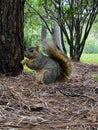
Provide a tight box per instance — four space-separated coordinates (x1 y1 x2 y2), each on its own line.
44 41 71 81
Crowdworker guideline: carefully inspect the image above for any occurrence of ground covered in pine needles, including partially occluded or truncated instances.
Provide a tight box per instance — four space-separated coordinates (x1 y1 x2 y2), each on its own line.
0 62 98 130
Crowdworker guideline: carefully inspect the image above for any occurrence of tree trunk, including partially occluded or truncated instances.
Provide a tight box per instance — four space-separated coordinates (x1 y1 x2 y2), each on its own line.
41 24 47 43
0 0 24 75
52 21 64 51
70 45 82 62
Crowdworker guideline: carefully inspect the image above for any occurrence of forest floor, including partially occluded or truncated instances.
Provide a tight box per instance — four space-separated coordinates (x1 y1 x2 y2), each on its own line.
0 62 98 130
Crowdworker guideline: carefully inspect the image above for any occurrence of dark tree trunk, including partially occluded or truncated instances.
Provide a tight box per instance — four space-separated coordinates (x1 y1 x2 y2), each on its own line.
0 0 24 75
61 29 67 54
70 45 81 62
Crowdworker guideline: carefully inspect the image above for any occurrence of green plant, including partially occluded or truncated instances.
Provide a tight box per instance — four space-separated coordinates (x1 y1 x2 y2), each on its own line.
92 74 98 80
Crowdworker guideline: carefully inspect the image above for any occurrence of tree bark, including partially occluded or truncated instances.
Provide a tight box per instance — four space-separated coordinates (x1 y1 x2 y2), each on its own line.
0 0 24 75
52 21 64 51
41 24 47 43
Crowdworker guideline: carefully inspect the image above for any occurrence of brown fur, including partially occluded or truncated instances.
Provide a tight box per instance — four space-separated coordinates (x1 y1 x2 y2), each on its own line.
45 42 71 81
21 43 71 84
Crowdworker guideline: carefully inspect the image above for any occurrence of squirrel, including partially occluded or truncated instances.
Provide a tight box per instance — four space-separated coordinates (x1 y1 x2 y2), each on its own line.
21 42 71 84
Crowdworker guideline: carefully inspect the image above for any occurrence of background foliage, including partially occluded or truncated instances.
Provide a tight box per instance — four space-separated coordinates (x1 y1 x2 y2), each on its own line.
24 0 98 54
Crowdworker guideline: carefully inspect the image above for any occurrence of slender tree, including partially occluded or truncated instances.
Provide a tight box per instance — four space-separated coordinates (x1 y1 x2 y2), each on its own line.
26 0 98 61
43 0 98 61
0 0 25 75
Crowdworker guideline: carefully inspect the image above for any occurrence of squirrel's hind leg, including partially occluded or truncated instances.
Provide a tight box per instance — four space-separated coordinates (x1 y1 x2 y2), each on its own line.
35 69 48 84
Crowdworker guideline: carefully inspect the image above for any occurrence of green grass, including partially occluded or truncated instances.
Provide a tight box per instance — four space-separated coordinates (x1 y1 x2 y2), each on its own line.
81 53 98 63
24 65 33 72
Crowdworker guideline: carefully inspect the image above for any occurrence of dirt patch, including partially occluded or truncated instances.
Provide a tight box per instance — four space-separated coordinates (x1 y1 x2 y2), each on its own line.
0 62 98 129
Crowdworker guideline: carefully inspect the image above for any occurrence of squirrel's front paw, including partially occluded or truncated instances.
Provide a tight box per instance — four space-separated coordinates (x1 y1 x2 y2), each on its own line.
21 59 28 65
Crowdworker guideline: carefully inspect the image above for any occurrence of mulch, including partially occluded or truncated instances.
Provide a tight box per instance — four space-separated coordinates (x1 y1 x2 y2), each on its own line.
0 62 98 130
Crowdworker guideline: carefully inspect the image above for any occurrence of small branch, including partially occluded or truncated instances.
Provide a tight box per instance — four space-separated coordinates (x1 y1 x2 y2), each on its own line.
26 1 52 34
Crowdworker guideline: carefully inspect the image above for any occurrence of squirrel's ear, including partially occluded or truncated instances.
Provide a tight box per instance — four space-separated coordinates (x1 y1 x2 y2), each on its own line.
35 46 39 51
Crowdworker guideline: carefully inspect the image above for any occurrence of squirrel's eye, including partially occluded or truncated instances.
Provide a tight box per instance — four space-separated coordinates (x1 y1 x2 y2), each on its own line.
30 50 34 52
28 47 34 52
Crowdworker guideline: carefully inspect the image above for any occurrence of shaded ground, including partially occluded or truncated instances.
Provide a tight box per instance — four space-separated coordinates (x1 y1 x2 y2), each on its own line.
0 62 98 130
